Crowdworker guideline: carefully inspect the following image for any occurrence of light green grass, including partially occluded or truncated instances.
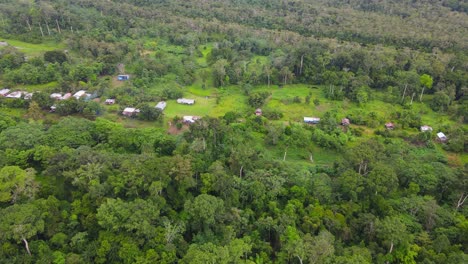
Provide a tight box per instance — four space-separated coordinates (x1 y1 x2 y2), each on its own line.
267 144 340 166
164 94 217 118
0 38 65 56
18 82 58 92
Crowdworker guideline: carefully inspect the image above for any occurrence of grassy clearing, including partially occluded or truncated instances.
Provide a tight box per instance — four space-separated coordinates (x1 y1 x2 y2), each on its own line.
267 144 340 166
0 38 65 57
19 82 58 92
164 95 217 118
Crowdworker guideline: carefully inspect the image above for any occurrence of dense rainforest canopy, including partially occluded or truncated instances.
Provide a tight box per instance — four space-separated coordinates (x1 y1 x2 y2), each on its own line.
0 0 466 263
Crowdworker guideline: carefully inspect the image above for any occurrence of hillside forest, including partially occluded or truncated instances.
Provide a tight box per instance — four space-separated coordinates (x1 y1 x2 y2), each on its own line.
0 0 467 263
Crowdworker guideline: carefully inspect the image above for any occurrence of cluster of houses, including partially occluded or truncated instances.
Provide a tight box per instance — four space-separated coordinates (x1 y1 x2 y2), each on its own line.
49 90 94 101
385 122 446 142
301 114 447 142
0 89 33 100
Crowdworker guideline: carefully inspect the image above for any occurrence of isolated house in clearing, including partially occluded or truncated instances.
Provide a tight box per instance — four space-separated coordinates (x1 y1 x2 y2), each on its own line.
117 75 130 81
183 116 201 124
255 108 262 116
420 125 433 132
177 98 195 105
73 90 87 100
437 132 447 142
155 101 167 110
341 118 350 126
385 122 395 130
304 117 320 124
105 99 116 105
122 107 140 117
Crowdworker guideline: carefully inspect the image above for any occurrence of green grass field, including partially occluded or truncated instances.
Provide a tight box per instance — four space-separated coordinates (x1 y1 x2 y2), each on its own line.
0 38 65 57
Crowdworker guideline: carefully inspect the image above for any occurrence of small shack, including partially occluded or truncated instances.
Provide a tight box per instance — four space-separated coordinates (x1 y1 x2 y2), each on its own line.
6 91 22 99
304 117 320 124
177 98 195 105
0 89 10 96
117 75 130 81
385 122 395 130
105 99 116 105
437 132 447 142
73 90 87 100
155 101 167 111
255 108 262 116
183 116 201 124
50 105 56 112
420 125 433 132
50 93 62 100
122 107 139 117
341 118 350 126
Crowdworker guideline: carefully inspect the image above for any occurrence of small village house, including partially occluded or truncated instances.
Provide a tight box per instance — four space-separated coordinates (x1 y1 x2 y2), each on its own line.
385 122 395 130
177 98 195 105
255 108 262 116
156 101 167 110
183 116 201 124
437 132 447 142
420 125 433 132
6 91 22 99
105 99 116 105
0 88 10 96
117 75 130 81
341 118 350 126
304 117 320 124
122 107 140 117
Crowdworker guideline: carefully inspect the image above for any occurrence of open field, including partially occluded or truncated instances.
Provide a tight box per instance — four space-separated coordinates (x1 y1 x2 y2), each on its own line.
0 37 65 57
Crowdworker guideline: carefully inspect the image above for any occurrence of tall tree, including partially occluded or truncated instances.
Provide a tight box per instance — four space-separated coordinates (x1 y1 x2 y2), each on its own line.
419 74 433 101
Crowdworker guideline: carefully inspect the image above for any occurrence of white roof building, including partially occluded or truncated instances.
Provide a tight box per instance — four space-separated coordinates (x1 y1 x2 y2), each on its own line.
304 117 320 124
6 91 22 98
73 90 87 99
183 116 201 123
105 99 116 104
155 101 167 110
437 132 447 140
122 107 140 116
177 98 195 105
420 125 433 132
0 89 10 96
